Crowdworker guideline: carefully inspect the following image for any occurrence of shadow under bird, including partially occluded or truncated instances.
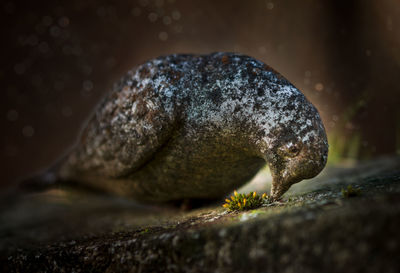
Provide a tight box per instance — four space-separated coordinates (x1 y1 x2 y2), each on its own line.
21 52 329 202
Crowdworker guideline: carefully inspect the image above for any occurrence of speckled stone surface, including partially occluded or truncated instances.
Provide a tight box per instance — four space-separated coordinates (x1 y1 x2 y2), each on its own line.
55 52 328 201
2 157 400 273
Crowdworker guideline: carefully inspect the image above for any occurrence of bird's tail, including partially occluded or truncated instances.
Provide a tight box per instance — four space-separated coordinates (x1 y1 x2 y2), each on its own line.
17 169 61 193
15 155 69 195
0 166 63 210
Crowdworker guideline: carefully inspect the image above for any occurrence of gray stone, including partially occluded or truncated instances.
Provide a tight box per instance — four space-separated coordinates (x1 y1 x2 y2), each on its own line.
2 156 400 272
33 53 328 201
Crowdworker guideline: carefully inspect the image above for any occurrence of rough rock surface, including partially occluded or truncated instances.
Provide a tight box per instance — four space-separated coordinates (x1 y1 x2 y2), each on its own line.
48 52 328 201
2 156 400 272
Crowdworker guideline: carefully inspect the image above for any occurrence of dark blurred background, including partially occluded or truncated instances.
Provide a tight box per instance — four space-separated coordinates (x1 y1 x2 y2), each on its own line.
1 0 400 189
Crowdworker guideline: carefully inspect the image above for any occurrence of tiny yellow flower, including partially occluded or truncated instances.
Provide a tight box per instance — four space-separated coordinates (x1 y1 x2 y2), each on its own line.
262 193 267 199
223 190 271 211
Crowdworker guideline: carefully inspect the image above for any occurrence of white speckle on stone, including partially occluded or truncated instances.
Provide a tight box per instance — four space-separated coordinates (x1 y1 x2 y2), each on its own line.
240 212 258 222
131 102 137 113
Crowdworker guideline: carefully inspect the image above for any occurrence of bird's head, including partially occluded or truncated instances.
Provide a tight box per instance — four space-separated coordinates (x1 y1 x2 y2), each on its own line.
263 107 328 200
267 134 328 200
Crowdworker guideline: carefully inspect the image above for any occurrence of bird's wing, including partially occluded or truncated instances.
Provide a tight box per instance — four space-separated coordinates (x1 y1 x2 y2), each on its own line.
61 66 178 179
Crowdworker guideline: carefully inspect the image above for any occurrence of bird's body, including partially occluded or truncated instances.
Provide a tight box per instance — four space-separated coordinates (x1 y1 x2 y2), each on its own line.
51 52 328 202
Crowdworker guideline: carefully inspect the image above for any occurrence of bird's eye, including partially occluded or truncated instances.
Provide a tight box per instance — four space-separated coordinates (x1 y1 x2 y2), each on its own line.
287 145 300 157
277 143 301 158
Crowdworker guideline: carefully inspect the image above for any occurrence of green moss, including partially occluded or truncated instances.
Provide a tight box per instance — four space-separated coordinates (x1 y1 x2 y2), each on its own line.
140 228 149 234
341 185 361 198
223 191 271 211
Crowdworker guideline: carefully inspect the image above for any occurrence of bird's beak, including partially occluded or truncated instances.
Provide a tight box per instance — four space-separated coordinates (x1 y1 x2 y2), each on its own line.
268 159 303 201
270 178 287 200
270 175 300 201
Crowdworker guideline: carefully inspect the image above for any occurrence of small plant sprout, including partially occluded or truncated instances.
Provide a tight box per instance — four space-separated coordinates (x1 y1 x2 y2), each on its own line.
222 190 271 211
341 185 361 198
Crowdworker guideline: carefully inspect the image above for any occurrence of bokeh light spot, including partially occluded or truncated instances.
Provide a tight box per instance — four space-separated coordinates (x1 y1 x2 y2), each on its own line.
315 83 324 92
42 16 53 26
148 12 158 22
172 10 181 20
158 31 168 41
7 110 19 122
131 7 141 17
163 16 172 25
14 63 26 75
58 16 70 27
22 126 35 138
62 106 73 117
